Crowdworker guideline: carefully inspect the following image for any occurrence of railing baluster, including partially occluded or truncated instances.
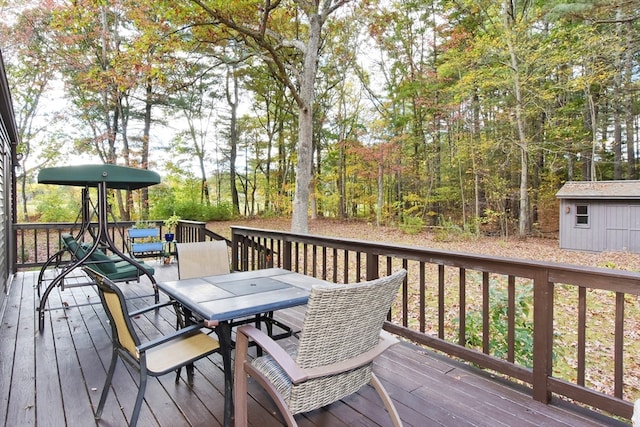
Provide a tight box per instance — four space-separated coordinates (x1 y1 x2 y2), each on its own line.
578 286 586 386
420 262 426 333
615 292 624 398
322 246 327 280
459 268 466 346
303 243 308 275
483 272 490 354
312 245 317 277
508 275 516 363
343 250 348 283
438 264 445 340
332 248 337 282
33 228 39 264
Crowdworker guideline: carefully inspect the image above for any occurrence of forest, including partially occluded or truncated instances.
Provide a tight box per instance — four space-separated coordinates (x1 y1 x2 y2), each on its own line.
1 0 638 236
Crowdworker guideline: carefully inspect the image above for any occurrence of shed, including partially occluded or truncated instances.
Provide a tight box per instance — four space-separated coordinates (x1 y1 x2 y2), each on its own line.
556 180 640 252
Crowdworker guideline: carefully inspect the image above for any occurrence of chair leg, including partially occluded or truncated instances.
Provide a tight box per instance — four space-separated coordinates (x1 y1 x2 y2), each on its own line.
174 364 196 385
370 373 402 427
130 365 148 427
186 363 195 385
96 349 118 419
244 364 297 427
233 332 250 427
254 314 264 357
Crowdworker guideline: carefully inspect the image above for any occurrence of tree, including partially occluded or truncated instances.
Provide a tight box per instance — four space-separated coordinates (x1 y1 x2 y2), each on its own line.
502 0 531 238
189 0 350 233
244 63 295 215
48 0 189 220
170 67 221 204
0 4 65 220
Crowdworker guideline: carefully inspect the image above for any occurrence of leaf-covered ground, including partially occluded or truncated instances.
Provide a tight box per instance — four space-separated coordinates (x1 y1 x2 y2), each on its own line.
209 217 640 272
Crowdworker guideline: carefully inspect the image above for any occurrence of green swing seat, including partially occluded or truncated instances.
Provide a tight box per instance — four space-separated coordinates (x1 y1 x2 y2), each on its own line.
62 233 155 281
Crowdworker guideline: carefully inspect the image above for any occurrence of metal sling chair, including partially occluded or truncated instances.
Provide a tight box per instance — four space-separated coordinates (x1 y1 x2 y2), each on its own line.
86 268 220 427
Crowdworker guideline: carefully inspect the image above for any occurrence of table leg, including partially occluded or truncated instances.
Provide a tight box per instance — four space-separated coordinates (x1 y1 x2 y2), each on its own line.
216 321 234 427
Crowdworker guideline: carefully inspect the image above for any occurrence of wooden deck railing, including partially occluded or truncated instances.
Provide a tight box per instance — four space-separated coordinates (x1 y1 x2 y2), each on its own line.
13 220 227 270
231 226 640 421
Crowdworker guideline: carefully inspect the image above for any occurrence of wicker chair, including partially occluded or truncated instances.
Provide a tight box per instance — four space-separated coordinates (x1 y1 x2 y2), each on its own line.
176 240 230 279
87 269 220 427
233 269 407 427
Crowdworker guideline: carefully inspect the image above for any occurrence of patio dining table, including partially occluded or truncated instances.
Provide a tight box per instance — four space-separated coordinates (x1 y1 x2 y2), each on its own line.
156 267 331 427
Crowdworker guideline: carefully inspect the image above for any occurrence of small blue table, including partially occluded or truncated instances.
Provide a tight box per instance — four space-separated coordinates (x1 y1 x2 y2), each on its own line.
157 267 329 427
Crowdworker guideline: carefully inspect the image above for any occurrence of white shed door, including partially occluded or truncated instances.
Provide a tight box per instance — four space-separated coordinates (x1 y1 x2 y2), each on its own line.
629 206 640 252
605 204 640 252
605 205 629 251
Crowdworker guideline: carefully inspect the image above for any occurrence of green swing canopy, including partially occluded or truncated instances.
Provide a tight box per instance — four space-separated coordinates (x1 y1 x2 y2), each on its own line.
38 164 160 190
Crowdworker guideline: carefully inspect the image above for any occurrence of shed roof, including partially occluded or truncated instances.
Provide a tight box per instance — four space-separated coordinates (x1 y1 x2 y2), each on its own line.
556 180 640 200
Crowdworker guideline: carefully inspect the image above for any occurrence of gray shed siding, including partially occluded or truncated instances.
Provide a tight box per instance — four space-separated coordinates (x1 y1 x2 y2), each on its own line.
557 181 640 253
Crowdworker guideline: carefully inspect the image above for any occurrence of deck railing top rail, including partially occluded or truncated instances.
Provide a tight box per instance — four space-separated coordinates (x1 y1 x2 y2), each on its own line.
231 226 640 293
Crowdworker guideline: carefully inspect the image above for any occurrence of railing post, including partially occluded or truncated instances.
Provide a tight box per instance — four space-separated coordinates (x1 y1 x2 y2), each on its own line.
198 223 205 242
175 221 183 243
231 229 240 272
532 269 553 404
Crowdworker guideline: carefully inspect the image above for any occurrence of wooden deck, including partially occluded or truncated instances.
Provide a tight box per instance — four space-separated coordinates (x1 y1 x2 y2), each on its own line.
0 263 627 427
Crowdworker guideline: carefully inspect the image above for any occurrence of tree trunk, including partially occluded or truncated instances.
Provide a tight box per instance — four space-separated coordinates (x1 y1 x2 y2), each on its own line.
623 20 636 179
586 88 597 181
226 65 240 216
503 0 529 237
141 81 153 219
377 162 383 227
291 14 322 234
472 89 480 223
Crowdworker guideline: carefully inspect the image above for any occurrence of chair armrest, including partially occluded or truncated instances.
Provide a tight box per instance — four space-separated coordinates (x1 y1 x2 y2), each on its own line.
136 322 206 353
237 326 399 384
237 325 308 383
128 300 175 317
301 330 398 382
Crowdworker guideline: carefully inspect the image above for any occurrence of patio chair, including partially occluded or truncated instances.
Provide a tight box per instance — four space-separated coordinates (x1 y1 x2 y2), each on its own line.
86 268 220 427
176 240 293 341
176 240 230 279
233 269 407 427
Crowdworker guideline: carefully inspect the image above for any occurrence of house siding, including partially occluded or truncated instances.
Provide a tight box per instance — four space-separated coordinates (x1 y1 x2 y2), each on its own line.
0 48 18 312
0 114 9 308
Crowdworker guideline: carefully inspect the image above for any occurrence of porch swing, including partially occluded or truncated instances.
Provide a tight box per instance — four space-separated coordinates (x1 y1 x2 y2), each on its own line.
36 164 161 332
